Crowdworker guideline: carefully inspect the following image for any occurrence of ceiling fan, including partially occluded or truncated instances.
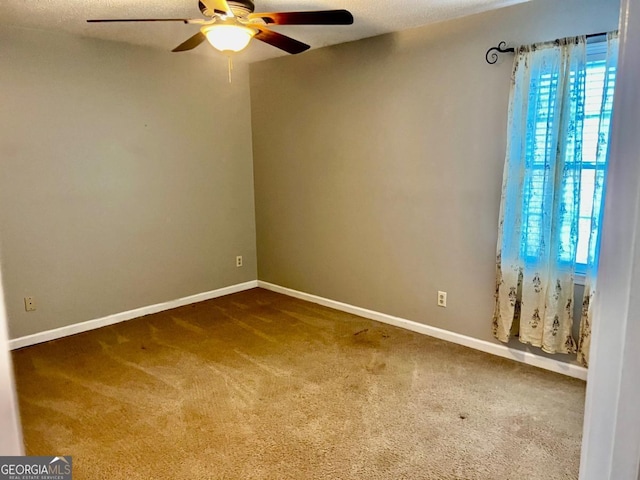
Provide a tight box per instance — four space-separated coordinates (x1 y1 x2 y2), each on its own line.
87 0 354 55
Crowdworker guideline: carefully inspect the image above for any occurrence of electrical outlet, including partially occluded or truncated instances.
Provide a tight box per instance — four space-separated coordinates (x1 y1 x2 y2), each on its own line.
24 296 36 312
437 291 447 308
236 256 243 267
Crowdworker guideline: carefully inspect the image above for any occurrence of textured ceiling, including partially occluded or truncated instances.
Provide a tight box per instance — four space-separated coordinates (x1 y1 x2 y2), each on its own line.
0 0 529 62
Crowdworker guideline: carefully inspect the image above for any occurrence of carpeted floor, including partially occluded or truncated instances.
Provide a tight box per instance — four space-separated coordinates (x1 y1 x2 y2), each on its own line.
12 288 585 479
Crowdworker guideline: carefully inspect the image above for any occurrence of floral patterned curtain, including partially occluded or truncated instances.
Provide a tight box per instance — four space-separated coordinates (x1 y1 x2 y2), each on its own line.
577 33 619 367
493 35 612 362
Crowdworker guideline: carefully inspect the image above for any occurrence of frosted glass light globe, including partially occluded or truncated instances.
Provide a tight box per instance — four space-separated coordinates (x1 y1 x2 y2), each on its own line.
203 24 256 53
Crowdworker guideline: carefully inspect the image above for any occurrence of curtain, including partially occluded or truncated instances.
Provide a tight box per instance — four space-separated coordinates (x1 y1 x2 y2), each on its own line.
493 34 618 362
577 33 619 367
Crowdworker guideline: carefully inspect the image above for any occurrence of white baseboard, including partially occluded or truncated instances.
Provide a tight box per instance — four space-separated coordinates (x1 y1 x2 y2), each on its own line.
9 280 259 350
258 281 588 381
10 279 587 381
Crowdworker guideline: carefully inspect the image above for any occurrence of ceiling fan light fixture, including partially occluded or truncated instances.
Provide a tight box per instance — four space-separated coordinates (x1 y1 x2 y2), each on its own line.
202 24 256 53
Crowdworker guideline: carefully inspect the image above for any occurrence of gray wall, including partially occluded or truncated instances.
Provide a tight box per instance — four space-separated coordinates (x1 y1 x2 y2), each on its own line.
0 27 257 339
250 0 619 359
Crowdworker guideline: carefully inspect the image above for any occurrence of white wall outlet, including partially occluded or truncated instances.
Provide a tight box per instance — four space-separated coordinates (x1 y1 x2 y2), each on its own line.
236 256 243 267
24 296 36 312
437 291 447 308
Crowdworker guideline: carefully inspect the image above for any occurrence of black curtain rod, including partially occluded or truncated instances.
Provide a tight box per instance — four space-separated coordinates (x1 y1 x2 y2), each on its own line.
485 32 609 64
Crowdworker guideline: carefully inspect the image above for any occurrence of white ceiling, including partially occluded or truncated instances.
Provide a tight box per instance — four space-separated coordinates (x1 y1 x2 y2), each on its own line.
0 0 529 62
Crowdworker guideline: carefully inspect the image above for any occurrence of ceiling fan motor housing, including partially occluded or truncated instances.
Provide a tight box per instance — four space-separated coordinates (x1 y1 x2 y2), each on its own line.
228 0 255 17
199 0 255 17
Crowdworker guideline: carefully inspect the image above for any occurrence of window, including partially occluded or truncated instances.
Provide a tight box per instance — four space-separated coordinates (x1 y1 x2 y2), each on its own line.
521 40 616 274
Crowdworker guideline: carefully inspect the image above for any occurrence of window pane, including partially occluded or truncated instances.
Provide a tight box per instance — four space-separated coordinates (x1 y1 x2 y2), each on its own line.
519 43 615 270
585 63 606 116
582 117 601 163
580 169 596 217
576 218 592 265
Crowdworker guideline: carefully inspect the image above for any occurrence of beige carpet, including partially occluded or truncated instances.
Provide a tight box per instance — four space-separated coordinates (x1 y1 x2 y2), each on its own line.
12 288 585 479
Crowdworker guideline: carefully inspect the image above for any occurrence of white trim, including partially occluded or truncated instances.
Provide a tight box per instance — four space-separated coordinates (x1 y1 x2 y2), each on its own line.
9 278 587 381
9 281 258 350
580 1 640 477
258 281 587 381
0 266 24 454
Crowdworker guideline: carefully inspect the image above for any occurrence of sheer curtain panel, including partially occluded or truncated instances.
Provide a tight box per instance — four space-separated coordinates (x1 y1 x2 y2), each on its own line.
493 33 618 366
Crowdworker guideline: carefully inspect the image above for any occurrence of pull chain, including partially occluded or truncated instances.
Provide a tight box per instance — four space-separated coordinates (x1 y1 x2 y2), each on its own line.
227 55 233 84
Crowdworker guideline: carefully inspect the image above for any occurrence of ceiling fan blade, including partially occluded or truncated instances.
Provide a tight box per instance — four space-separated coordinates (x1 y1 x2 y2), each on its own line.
87 18 192 23
172 32 207 52
254 27 310 54
248 10 354 25
200 0 233 16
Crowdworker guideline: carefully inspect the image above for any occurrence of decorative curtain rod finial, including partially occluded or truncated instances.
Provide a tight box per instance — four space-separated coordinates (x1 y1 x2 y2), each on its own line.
486 41 515 64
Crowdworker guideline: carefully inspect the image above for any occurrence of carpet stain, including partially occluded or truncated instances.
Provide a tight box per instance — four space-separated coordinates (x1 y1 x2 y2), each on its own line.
12 288 586 480
365 359 387 375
